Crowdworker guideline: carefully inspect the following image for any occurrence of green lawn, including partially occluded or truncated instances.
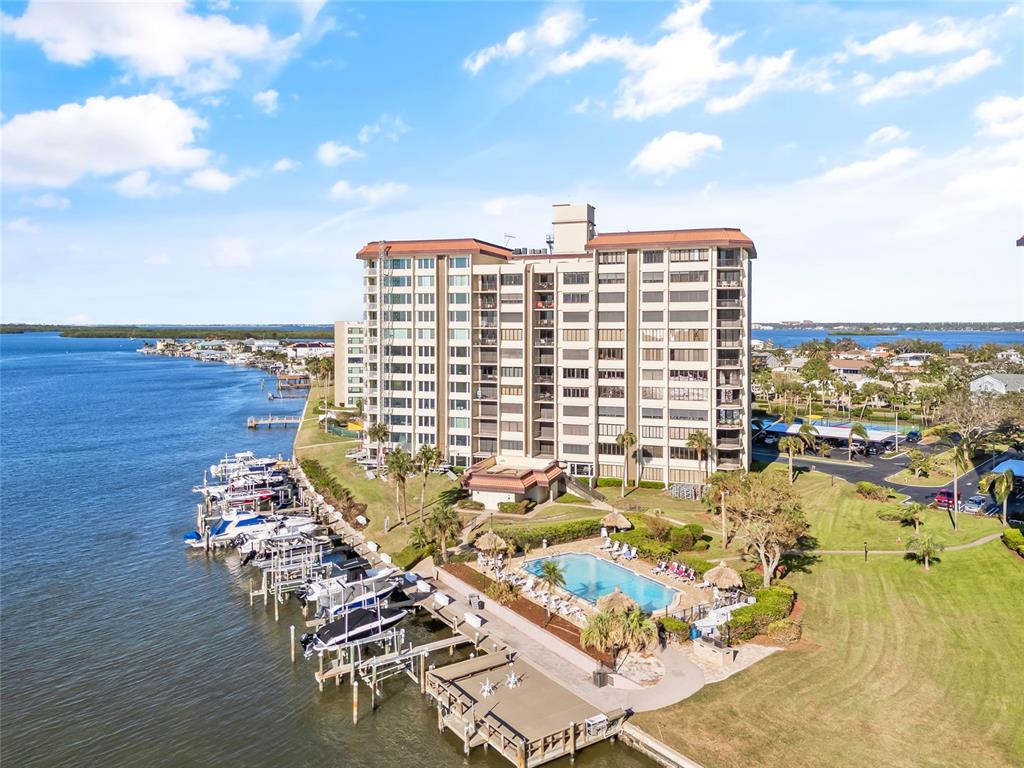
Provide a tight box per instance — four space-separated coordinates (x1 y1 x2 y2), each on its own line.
782 466 1003 550
634 542 1024 768
886 446 1001 487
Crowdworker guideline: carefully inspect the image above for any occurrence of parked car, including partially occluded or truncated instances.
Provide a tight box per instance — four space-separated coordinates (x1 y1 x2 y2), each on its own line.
963 495 991 514
906 430 922 443
933 489 962 510
866 444 880 456
432 463 453 474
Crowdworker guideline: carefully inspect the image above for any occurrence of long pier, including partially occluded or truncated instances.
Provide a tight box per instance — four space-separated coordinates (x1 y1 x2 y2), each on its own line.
247 415 302 429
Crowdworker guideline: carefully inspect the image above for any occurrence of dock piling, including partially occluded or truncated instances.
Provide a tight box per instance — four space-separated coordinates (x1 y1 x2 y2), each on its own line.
290 625 296 663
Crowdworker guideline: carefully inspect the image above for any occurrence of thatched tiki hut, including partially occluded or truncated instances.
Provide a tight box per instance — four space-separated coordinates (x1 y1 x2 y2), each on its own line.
704 561 743 589
475 530 508 556
600 511 632 531
596 587 638 614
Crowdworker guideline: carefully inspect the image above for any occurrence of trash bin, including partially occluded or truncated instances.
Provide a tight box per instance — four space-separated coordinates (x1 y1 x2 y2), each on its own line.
690 626 702 640
592 669 607 688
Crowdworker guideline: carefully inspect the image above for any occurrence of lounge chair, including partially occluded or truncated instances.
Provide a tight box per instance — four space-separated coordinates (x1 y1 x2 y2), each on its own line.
599 537 613 550
608 541 621 556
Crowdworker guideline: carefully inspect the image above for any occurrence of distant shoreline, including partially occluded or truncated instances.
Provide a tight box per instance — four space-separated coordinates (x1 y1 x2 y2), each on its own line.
1 324 334 340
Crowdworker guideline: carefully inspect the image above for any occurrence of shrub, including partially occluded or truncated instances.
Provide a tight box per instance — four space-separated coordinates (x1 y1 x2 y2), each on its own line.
497 519 603 550
611 530 675 560
596 477 623 488
676 555 715 576
660 616 691 642
766 618 802 644
647 515 672 542
856 481 891 501
669 523 705 551
692 539 711 551
724 585 796 642
1001 528 1024 556
458 499 484 510
740 569 763 593
638 480 663 489
485 580 521 605
876 507 904 522
498 499 535 515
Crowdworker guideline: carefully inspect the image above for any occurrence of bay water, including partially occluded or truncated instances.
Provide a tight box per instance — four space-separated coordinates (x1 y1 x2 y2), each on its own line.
0 333 652 768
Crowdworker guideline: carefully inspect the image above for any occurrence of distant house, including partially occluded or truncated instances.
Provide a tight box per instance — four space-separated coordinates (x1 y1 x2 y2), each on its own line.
246 339 282 351
996 349 1024 365
890 352 933 367
285 341 334 360
970 373 1024 395
828 357 872 383
752 350 782 370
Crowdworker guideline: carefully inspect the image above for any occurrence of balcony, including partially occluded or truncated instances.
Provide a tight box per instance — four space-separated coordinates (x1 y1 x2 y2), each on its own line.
716 417 743 427
534 427 555 440
476 404 498 418
534 300 555 310
717 354 742 368
474 336 498 347
535 374 554 384
478 299 498 310
475 351 498 364
535 318 555 328
475 388 498 401
477 278 498 292
534 280 554 290
476 439 498 455
535 391 554 402
716 299 742 309
716 438 742 449
477 422 498 438
717 256 742 268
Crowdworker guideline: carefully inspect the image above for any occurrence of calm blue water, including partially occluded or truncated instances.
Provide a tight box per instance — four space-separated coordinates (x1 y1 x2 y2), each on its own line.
753 328 1024 349
524 553 678 613
0 333 648 768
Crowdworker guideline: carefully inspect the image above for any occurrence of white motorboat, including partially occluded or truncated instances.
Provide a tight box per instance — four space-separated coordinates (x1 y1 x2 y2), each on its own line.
301 607 408 656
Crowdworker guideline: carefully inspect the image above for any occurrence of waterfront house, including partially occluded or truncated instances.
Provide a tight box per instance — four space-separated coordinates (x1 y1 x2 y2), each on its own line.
970 373 1024 395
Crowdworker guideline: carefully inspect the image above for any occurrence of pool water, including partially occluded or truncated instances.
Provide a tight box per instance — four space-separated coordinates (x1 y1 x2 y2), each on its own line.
523 552 678 613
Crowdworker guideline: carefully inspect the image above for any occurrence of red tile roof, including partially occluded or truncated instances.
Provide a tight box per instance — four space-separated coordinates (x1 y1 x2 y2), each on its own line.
356 239 513 260
587 228 755 255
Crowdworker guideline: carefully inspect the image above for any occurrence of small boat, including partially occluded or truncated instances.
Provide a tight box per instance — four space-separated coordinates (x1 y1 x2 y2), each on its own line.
320 580 400 619
301 566 401 604
182 514 302 548
301 607 408 655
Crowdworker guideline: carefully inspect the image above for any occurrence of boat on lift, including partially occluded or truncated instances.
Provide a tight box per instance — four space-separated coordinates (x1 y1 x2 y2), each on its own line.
300 566 401 604
300 606 408 656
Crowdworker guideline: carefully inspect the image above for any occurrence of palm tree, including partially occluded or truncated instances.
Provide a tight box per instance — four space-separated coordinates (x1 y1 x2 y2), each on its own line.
427 503 461 564
619 607 658 655
580 611 620 665
687 431 713 482
777 423 817 484
385 447 414 524
414 443 442 524
906 530 944 571
847 422 869 461
950 444 969 531
409 525 432 550
367 421 390 474
615 430 637 497
538 559 566 620
898 502 926 535
980 468 1015 526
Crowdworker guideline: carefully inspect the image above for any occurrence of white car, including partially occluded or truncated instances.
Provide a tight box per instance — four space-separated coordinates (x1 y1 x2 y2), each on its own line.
963 495 991 514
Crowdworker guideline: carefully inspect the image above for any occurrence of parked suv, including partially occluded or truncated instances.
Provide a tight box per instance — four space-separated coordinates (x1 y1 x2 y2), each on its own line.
906 430 922 443
963 495 991 514
933 489 962 510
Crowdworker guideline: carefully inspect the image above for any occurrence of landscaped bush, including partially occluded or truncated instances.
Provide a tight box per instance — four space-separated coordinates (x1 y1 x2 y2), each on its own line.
647 515 672 542
692 539 711 551
739 569 763 593
876 507 904 522
611 529 676 560
766 618 802 644
676 554 715 575
669 523 705 551
485 580 521 605
596 477 623 487
660 616 691 643
856 481 892 501
458 499 484 510
497 519 604 550
497 499 535 515
1001 528 1024 557
724 585 796 642
637 480 663 489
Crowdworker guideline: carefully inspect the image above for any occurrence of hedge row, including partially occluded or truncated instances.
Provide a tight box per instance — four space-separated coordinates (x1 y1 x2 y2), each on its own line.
856 481 893 501
660 616 691 642
610 515 709 561
498 499 535 515
496 519 604 550
594 477 663 489
393 542 435 570
1002 528 1024 557
724 585 796 642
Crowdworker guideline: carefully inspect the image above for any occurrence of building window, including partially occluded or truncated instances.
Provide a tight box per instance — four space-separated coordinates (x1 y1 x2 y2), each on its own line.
417 345 435 357
670 446 699 460
563 405 590 417
598 328 624 342
417 311 435 322
500 274 523 286
641 407 663 419
642 250 664 264
562 368 589 379
563 423 589 436
563 293 589 304
641 425 664 438
562 387 590 398
641 348 664 361
449 417 470 429
384 275 412 287
448 363 470 376
669 328 707 342
598 251 625 264
642 291 664 303
448 274 470 287
598 405 624 417
597 348 624 361
563 272 590 285
598 369 625 380
670 271 708 283
448 292 469 304
669 248 708 262
449 256 469 269
502 327 524 341
417 328 435 340
641 329 665 342
641 387 664 400
418 415 436 427
500 439 524 451
598 311 625 323
598 385 625 398
383 258 412 269
417 363 435 375
563 329 590 342
500 366 524 378
670 310 709 322
416 258 434 270
598 272 625 284
562 443 589 455
500 385 523 396
642 271 664 283
670 349 707 362
642 311 664 323
417 275 435 287
598 442 623 455
669 408 706 421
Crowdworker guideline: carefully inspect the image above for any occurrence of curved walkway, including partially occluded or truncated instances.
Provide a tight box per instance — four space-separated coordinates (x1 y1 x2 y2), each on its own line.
799 532 1002 556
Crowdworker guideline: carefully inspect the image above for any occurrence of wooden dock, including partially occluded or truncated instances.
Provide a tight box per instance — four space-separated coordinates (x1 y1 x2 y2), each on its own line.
247 415 302 429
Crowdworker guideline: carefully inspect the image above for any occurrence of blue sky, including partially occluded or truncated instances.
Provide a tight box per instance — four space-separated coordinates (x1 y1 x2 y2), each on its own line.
1 0 1022 324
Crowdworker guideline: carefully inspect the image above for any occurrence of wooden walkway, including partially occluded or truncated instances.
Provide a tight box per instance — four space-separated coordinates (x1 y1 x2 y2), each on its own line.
247 415 302 428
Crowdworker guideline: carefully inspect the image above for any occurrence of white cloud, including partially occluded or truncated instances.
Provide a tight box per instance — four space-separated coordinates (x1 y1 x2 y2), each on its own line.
975 96 1024 138
630 131 722 176
316 140 364 166
295 0 328 27
818 147 919 183
272 157 299 172
329 180 408 204
200 95 225 107
186 167 241 192
21 193 70 209
545 0 826 119
867 126 910 145
115 170 178 198
208 0 233 10
464 7 584 74
846 17 996 62
2 0 298 93
857 49 999 104
253 89 279 115
357 114 409 144
212 238 252 268
1 94 209 188
144 252 170 266
6 217 41 234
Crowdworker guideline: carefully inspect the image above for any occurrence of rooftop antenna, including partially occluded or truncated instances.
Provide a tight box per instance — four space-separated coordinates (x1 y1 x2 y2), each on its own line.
545 233 554 254
503 233 516 247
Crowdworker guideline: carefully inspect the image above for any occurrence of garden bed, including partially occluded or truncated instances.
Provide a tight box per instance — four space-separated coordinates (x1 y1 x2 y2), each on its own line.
442 562 613 666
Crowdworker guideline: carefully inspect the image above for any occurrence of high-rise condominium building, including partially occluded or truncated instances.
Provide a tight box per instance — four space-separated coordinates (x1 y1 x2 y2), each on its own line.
333 321 367 408
357 203 755 487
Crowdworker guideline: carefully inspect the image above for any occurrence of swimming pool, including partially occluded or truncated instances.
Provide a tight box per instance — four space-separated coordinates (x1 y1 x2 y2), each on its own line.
523 552 678 613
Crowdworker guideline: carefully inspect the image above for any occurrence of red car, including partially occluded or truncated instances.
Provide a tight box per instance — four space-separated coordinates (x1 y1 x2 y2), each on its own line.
933 489 962 510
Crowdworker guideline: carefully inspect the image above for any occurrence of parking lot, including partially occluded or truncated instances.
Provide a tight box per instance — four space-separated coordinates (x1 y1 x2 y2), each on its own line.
753 439 1024 522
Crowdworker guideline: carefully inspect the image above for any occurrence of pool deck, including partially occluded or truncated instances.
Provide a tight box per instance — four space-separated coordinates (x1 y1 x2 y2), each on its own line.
470 536 711 619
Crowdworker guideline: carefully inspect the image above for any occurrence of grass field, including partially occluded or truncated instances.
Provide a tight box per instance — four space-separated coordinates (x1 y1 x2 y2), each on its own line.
634 542 1024 768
